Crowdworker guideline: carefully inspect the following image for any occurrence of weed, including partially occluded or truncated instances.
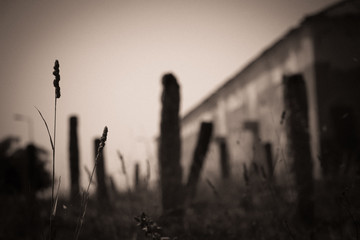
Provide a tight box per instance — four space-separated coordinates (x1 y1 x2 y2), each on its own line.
74 126 108 240
36 60 61 240
135 212 174 240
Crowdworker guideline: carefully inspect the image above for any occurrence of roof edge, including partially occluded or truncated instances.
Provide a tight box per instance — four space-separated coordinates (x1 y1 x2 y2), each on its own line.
182 0 351 123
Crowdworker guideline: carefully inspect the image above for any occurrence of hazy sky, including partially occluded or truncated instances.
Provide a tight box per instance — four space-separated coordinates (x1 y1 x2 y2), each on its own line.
0 0 340 193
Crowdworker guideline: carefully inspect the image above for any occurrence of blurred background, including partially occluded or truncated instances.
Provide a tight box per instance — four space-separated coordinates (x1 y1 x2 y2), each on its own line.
0 0 339 195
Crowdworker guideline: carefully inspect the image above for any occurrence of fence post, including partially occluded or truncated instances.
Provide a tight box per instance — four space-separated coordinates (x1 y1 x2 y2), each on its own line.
186 122 213 200
283 74 314 230
134 163 140 191
94 138 108 202
217 137 230 180
69 116 80 200
264 142 274 181
158 73 184 231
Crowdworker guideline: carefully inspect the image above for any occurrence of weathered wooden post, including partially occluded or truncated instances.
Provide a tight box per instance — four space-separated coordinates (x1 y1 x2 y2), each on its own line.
217 137 230 180
134 163 140 191
94 138 108 202
243 121 268 179
283 74 314 230
186 122 213 200
69 116 80 200
158 73 184 229
264 142 274 181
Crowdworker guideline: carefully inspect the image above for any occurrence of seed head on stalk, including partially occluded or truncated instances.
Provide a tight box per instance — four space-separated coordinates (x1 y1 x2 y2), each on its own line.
53 60 61 99
98 126 108 150
74 126 108 240
36 59 62 240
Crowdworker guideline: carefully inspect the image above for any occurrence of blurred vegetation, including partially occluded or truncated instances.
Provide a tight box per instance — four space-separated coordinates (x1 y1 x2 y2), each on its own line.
0 136 51 240
1 155 360 240
1 135 360 240
0 137 51 195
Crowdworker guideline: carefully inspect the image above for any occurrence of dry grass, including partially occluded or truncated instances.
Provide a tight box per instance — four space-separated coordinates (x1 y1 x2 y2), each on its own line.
35 59 62 239
74 126 108 240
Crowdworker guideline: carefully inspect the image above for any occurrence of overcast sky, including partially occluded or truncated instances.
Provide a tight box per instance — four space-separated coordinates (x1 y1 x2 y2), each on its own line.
0 0 340 193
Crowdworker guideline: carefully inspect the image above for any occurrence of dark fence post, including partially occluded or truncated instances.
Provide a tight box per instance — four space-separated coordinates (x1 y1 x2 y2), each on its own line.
134 163 140 191
94 138 108 202
186 122 213 200
158 73 184 231
69 116 80 200
283 74 314 230
216 137 230 180
243 121 267 178
264 142 274 181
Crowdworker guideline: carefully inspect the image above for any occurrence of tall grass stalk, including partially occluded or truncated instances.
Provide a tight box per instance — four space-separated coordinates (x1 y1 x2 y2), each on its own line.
74 126 108 240
205 178 220 199
117 150 130 192
36 60 61 240
52 97 57 205
35 106 56 237
116 150 137 219
52 176 62 216
52 59 61 212
50 60 60 238
84 165 93 184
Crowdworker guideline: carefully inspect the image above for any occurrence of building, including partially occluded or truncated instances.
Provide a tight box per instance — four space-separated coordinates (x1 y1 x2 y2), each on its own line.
181 0 360 186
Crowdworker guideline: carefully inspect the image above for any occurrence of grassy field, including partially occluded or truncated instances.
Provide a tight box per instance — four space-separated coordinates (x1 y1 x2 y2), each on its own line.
1 174 360 240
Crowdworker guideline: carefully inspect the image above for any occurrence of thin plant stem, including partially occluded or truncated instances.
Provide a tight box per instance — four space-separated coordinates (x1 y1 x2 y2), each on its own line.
74 127 108 240
74 146 101 240
36 60 60 240
50 59 60 240
52 97 57 205
49 97 57 240
34 106 55 240
117 150 130 192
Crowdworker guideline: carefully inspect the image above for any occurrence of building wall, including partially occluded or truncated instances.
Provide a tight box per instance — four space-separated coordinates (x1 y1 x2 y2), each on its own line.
312 12 360 177
181 24 318 186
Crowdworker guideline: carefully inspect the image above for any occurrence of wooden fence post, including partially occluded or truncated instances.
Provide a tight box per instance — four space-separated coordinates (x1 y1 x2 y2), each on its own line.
158 73 184 230
134 163 140 191
69 116 80 200
186 122 213 200
264 142 274 181
217 137 230 180
283 74 314 230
